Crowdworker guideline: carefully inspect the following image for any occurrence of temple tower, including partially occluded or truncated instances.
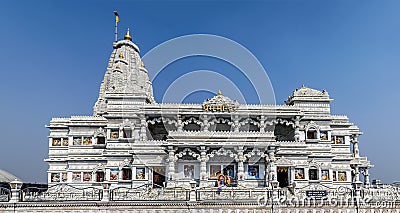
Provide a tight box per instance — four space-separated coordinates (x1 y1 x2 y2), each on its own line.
93 29 155 117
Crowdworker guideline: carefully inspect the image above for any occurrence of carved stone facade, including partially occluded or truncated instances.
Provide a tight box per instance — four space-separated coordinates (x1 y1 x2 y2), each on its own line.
46 31 372 192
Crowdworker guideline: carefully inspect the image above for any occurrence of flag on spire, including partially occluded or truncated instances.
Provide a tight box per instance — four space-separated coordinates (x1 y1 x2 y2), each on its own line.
113 11 119 42
114 11 120 23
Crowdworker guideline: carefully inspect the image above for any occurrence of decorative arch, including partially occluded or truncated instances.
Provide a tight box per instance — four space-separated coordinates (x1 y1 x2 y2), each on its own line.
147 117 178 126
92 163 106 182
244 148 267 159
92 163 106 172
308 159 321 169
175 148 201 161
238 118 260 132
305 121 320 140
94 127 106 137
118 158 132 169
274 156 295 166
209 117 233 131
119 119 134 138
182 117 202 131
208 117 233 126
265 118 295 128
207 148 238 161
238 117 259 127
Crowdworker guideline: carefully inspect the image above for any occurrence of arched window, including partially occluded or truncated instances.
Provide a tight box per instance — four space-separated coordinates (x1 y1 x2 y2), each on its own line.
96 170 105 182
122 168 132 180
307 127 318 139
97 136 105 144
309 167 319 180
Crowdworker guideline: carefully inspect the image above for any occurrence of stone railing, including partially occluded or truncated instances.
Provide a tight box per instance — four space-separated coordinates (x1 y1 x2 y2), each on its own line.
196 187 276 201
361 185 400 201
168 130 274 138
111 184 189 201
2 182 400 206
21 184 102 202
0 187 10 202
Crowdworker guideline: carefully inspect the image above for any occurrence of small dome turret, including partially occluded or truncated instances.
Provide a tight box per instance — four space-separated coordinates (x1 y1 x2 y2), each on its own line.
124 28 132 41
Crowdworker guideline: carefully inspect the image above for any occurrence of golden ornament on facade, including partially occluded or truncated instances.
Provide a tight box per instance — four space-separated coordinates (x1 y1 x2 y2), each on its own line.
202 90 239 112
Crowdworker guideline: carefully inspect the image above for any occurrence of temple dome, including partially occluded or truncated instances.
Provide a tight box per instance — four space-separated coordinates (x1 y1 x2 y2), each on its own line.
286 85 332 105
292 85 329 97
0 169 21 183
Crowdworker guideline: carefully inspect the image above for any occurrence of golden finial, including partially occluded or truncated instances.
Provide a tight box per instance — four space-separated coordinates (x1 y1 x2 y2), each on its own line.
124 28 132 41
301 84 305 88
218 90 222 96
119 52 124 59
141 61 145 68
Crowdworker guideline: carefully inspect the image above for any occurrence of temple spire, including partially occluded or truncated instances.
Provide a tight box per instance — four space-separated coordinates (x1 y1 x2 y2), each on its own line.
124 28 132 41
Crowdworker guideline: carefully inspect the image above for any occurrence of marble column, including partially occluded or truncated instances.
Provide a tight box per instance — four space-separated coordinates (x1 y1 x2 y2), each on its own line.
201 115 209 132
236 146 245 186
199 146 209 187
294 116 301 142
233 115 240 132
353 166 360 182
177 115 183 132
363 169 370 187
259 115 266 133
119 127 123 139
140 116 147 141
352 135 360 157
167 146 176 186
267 147 277 188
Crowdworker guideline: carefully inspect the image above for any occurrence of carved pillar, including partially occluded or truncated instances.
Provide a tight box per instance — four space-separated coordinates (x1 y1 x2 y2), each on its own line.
236 146 245 185
363 169 370 187
199 146 208 187
267 146 277 188
352 135 360 157
294 116 301 142
119 127 123 139
9 180 22 203
353 166 360 182
167 146 176 183
140 116 147 141
232 115 240 132
202 115 209 132
177 115 183 132
259 115 266 133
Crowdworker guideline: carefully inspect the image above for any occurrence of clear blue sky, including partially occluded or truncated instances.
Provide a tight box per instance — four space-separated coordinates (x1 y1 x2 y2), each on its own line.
0 0 399 183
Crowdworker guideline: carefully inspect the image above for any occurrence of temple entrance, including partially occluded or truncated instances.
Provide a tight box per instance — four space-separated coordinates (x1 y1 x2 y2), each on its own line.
152 167 166 188
277 167 289 188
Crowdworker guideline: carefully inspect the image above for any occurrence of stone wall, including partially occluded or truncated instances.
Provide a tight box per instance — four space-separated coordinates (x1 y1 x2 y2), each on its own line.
0 202 399 213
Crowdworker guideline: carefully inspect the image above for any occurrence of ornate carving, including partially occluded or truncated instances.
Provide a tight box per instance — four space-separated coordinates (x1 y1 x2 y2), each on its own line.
202 91 239 112
182 117 203 126
305 121 319 131
208 118 233 126
94 127 106 137
118 158 132 169
147 117 178 126
111 185 189 201
22 184 102 201
92 163 106 172
274 156 294 166
175 148 201 161
244 148 267 159
264 118 295 128
207 148 238 161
